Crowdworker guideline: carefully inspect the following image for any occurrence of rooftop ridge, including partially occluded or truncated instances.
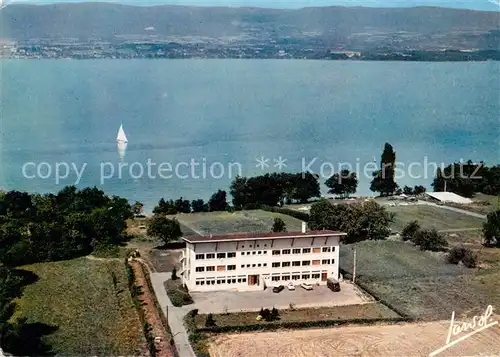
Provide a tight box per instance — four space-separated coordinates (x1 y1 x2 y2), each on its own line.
183 229 345 243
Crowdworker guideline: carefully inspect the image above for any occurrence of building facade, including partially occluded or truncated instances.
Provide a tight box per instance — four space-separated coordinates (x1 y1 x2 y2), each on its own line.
180 225 345 292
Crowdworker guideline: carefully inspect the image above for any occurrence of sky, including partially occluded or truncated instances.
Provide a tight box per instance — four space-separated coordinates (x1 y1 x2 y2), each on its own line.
1 0 499 11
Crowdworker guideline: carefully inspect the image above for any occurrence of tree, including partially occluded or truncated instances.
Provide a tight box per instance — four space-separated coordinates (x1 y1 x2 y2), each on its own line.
230 176 250 209
205 313 216 327
413 185 426 195
341 201 394 243
431 161 488 198
271 218 287 232
191 199 208 213
414 229 448 251
308 199 346 231
171 267 178 280
208 190 228 212
132 201 144 216
147 216 182 245
370 143 398 196
401 221 420 242
483 210 500 247
325 170 358 198
403 186 413 195
174 198 191 213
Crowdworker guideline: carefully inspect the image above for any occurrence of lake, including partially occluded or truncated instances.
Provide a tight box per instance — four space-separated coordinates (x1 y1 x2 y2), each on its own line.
1 60 498 211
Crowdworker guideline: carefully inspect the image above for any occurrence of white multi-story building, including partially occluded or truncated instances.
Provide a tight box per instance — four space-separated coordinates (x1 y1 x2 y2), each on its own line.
180 223 345 292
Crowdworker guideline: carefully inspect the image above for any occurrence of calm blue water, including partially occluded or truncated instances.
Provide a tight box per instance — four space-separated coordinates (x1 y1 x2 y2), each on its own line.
1 60 499 211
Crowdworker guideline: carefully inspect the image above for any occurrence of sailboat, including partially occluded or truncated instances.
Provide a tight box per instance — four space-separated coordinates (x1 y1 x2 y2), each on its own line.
117 124 128 161
117 124 128 143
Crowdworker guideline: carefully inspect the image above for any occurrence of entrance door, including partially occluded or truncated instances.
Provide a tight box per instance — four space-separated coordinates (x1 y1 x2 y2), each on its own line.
248 275 259 286
321 272 328 281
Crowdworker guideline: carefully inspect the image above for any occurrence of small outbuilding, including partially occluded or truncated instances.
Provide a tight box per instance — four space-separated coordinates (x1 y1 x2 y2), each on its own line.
424 192 473 204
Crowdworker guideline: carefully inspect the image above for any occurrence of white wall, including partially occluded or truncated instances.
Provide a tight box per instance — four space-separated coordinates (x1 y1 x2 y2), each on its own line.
183 235 341 292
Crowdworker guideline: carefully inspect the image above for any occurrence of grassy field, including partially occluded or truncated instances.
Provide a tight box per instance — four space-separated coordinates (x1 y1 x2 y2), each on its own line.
194 303 399 328
169 209 304 235
340 240 500 320
386 204 485 231
11 257 145 356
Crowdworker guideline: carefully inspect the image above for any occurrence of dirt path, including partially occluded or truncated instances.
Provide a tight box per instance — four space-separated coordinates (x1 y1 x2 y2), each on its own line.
209 320 500 357
130 260 177 357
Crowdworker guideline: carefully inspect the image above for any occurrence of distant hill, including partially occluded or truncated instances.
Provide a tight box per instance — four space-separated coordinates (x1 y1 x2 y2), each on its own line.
1 3 499 49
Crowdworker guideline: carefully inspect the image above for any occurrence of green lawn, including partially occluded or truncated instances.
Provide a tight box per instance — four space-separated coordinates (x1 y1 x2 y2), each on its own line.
170 209 304 235
340 240 499 320
11 257 145 356
387 204 486 231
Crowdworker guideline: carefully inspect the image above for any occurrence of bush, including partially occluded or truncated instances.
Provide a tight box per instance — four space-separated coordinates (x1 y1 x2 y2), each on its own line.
259 307 271 321
414 229 448 251
205 313 216 327
447 246 468 264
171 267 178 280
462 249 478 268
197 317 413 334
270 307 280 321
401 221 420 242
165 280 194 307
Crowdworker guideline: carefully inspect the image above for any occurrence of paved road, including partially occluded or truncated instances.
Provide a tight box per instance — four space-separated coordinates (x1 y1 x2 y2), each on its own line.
150 272 196 357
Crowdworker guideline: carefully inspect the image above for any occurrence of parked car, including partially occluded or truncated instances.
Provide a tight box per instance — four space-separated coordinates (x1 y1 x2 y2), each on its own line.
300 283 313 291
287 282 295 291
272 285 285 293
327 278 341 292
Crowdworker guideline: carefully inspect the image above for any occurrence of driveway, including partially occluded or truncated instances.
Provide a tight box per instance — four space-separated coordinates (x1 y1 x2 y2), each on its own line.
150 272 196 357
191 282 371 314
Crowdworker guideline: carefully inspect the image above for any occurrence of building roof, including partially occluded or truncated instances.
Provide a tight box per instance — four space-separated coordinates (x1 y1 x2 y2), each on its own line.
425 192 473 204
183 230 345 243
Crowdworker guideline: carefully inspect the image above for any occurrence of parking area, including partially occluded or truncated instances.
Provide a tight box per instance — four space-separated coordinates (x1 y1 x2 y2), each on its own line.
190 282 372 314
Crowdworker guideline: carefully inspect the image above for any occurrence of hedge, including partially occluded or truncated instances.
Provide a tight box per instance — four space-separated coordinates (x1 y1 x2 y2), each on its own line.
125 260 156 357
139 263 180 357
195 316 413 333
184 310 210 357
261 205 310 222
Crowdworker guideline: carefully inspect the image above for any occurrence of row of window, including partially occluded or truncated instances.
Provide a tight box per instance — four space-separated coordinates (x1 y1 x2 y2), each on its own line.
272 259 334 268
270 273 322 281
194 259 334 273
195 246 335 260
195 276 247 286
272 247 335 255
195 265 237 272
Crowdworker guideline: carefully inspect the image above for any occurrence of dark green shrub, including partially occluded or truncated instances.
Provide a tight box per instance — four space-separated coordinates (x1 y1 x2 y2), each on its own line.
259 307 271 321
414 229 448 251
447 246 468 264
205 313 216 327
169 293 184 307
171 267 178 280
270 307 280 321
462 249 478 268
401 221 420 242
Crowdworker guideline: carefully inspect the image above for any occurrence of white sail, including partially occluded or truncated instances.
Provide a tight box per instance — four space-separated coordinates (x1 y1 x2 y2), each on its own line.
117 124 128 143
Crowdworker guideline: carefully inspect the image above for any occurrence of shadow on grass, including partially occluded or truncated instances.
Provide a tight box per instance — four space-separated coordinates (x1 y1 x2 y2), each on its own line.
1 269 58 356
1 319 58 356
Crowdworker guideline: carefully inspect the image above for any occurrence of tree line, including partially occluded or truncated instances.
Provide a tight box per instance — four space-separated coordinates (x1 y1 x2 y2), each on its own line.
0 186 134 355
432 161 500 198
